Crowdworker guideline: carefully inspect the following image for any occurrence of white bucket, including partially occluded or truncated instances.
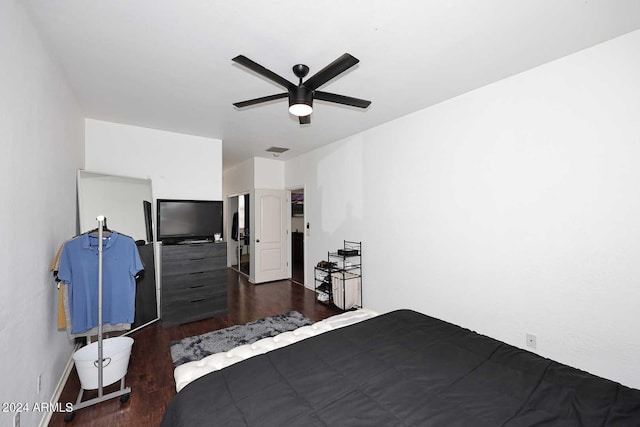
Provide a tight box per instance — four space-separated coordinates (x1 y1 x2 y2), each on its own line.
73 337 134 390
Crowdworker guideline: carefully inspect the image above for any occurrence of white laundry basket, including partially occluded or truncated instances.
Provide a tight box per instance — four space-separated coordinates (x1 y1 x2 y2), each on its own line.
73 337 134 390
331 271 361 310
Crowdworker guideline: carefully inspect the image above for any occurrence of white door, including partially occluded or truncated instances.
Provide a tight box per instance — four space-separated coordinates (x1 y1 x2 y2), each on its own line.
253 189 288 283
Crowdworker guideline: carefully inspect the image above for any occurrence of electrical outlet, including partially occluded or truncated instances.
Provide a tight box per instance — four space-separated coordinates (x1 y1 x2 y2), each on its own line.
37 373 42 394
14 412 20 427
526 333 537 349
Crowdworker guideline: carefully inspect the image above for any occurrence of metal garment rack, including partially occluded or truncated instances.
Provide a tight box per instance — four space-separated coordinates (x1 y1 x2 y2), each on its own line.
65 215 131 422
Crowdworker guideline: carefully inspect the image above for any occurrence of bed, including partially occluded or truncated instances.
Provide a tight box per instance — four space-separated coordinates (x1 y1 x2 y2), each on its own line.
161 309 640 426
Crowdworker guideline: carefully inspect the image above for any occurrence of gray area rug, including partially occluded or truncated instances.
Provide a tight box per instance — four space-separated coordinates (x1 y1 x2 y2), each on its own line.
170 311 313 367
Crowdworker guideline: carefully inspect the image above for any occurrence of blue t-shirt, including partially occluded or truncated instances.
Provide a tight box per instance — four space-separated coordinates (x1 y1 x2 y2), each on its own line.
57 232 143 334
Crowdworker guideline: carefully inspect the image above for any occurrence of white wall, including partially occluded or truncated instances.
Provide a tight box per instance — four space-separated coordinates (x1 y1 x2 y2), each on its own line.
0 2 84 426
85 119 222 200
253 157 284 190
222 157 284 197
224 158 254 198
285 29 640 389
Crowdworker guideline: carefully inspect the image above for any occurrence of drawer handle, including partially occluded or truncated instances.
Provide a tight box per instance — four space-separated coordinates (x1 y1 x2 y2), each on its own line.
190 298 205 303
189 285 205 289
189 257 206 261
189 271 205 276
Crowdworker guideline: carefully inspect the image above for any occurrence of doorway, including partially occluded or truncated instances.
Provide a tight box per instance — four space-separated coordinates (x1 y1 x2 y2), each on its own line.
290 188 305 285
229 193 250 276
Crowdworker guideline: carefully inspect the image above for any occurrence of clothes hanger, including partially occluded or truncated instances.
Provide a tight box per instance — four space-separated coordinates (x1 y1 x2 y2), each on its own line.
88 217 112 235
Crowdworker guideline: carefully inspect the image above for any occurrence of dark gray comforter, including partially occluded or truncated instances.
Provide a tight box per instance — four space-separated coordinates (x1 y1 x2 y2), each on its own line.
161 309 640 426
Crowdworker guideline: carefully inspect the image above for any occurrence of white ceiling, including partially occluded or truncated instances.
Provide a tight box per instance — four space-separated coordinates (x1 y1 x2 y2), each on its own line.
22 0 640 171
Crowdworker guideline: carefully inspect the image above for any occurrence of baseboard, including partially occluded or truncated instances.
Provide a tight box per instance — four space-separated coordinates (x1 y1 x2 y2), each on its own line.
39 343 80 427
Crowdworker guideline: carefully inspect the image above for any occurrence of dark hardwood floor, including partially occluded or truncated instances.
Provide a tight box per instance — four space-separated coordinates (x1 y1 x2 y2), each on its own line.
49 269 340 427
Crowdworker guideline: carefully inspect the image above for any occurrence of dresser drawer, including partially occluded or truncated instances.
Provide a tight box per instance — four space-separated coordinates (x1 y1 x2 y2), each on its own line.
162 269 227 292
162 257 218 276
162 243 226 261
161 291 227 327
162 283 224 304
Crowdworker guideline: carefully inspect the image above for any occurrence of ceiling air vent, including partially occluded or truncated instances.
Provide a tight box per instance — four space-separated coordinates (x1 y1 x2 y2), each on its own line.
266 147 289 154
266 147 289 158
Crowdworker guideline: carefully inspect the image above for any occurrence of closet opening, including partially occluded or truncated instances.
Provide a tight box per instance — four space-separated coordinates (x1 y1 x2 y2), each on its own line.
229 193 250 277
290 188 304 286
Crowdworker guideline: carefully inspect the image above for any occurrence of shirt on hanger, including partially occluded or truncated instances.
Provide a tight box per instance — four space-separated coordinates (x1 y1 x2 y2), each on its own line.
59 283 131 339
57 232 143 334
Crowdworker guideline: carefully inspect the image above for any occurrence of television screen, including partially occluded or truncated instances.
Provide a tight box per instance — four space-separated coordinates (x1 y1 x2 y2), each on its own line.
156 199 223 244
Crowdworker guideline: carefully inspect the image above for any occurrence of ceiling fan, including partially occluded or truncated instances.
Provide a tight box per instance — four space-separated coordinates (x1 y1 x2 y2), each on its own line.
232 53 371 124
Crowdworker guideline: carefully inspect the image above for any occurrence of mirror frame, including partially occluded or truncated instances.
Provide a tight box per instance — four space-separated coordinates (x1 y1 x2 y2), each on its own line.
77 169 159 330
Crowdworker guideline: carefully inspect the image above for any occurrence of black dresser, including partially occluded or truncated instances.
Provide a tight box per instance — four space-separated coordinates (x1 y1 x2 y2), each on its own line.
160 242 228 327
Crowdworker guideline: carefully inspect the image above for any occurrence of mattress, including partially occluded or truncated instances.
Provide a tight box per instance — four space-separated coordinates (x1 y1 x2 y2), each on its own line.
161 309 640 427
173 308 378 392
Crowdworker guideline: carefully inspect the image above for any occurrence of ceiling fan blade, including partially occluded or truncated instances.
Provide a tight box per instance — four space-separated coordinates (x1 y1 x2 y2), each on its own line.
304 53 360 90
299 115 311 125
232 55 295 90
233 93 288 108
314 91 371 108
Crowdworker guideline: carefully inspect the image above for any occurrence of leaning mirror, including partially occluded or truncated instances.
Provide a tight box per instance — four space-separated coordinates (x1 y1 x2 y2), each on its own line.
77 170 158 330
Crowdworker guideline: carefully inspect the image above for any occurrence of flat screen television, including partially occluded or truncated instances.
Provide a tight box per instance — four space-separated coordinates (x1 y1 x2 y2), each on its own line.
156 199 223 244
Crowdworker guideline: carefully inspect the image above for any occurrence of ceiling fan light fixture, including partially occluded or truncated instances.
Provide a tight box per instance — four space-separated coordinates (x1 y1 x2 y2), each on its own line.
288 103 313 117
288 87 313 117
